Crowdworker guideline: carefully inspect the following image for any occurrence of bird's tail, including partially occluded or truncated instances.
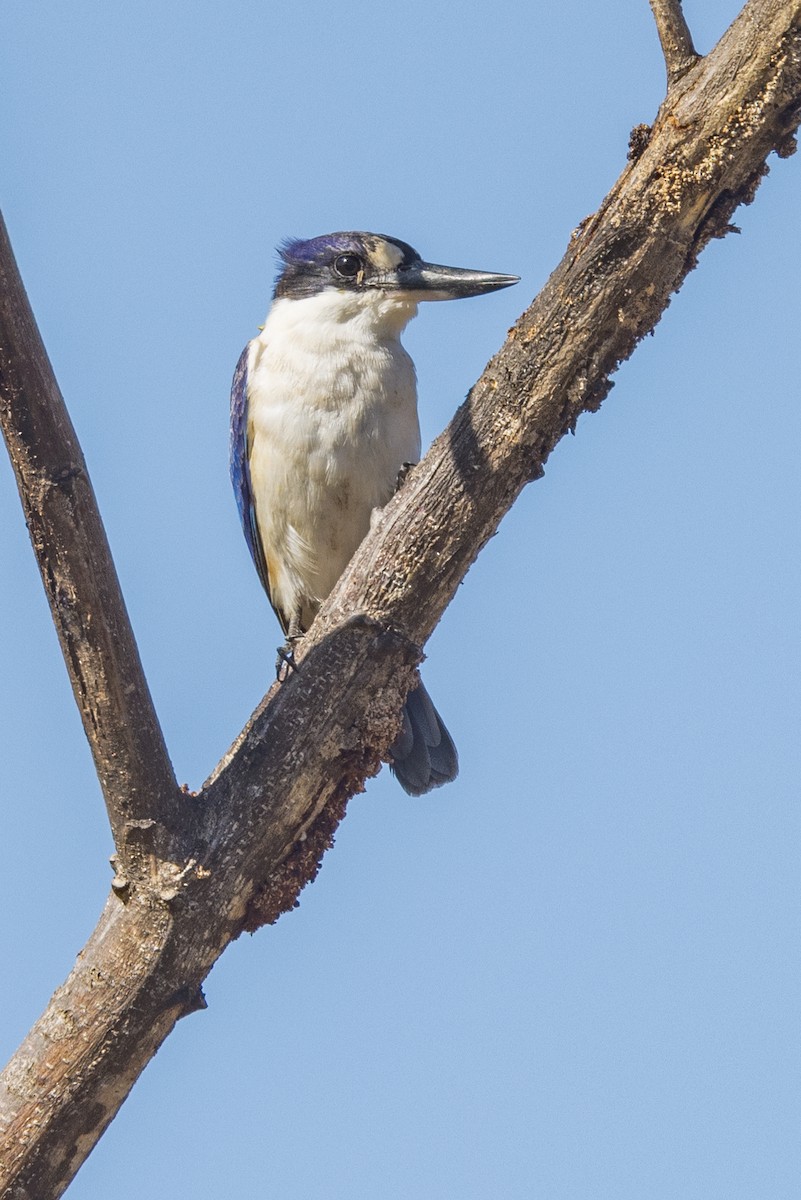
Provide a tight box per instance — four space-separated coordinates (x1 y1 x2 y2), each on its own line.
390 681 458 796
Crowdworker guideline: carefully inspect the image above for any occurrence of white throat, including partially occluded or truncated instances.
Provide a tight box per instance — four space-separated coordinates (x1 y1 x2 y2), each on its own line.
259 287 419 350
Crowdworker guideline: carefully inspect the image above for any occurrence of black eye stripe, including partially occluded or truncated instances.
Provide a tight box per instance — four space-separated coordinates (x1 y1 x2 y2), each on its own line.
333 253 362 279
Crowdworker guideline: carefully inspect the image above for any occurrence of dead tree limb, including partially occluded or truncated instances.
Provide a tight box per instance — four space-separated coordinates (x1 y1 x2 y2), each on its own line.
1 1 799 1196
0 214 181 866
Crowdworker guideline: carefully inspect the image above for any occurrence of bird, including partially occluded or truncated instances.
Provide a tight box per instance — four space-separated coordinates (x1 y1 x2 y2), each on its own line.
229 231 518 795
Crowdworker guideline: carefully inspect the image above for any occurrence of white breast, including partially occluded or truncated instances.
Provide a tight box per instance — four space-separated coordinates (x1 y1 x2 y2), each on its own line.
247 289 422 631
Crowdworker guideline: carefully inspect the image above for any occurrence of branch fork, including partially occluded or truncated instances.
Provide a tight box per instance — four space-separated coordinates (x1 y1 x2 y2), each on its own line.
649 0 700 85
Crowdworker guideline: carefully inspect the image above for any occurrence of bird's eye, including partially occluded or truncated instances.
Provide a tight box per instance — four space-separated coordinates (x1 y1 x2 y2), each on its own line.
333 253 362 279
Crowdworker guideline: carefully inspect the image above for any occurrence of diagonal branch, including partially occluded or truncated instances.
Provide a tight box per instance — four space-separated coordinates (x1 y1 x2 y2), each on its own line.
1 0 800 1196
649 0 700 84
0 213 181 865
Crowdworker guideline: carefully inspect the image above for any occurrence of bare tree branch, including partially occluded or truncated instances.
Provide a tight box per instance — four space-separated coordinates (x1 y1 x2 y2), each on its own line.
0 616 420 1198
0 214 181 866
1 0 799 1195
649 0 700 83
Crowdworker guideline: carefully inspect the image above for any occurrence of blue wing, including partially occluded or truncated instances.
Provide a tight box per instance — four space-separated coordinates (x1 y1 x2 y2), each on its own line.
229 343 278 617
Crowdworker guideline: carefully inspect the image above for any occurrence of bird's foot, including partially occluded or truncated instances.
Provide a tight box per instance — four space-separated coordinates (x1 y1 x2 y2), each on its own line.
275 637 301 681
395 461 416 492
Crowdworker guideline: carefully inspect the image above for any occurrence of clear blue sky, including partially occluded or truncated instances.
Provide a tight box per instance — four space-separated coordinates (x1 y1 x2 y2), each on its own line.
2 3 799 1197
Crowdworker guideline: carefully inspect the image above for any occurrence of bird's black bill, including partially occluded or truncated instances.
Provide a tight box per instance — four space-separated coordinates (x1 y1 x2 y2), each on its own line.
387 260 520 301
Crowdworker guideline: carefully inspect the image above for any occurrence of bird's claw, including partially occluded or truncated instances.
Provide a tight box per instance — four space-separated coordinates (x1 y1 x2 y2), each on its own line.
395 461 416 492
275 642 300 681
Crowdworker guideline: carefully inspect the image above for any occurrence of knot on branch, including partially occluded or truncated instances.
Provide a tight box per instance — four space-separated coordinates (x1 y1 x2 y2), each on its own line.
48 463 84 489
628 123 652 161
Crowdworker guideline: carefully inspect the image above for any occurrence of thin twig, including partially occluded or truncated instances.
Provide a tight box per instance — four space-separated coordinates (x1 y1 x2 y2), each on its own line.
0 213 181 864
649 0 700 84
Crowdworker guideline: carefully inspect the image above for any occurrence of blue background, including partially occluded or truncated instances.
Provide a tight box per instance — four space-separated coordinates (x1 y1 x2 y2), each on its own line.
2 2 799 1196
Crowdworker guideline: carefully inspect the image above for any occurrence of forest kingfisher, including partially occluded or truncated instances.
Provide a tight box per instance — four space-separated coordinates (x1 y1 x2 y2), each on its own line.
229 231 518 795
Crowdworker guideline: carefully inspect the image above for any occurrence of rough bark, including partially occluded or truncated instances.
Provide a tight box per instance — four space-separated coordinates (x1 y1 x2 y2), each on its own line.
0 215 181 865
649 0 699 82
0 1 799 1196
